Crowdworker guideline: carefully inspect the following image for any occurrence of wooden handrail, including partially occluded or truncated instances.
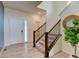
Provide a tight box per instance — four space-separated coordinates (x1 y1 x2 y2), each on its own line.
33 31 36 47
33 19 61 58
45 32 49 57
48 19 61 34
36 33 45 43
35 22 46 32
45 19 61 58
33 22 46 48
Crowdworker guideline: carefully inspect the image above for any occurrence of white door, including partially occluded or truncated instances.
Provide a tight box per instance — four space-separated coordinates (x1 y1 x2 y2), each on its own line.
9 14 24 45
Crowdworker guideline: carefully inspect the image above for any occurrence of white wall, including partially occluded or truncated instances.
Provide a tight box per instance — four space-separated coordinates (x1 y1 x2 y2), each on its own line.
31 14 46 30
53 1 68 16
4 7 46 47
38 1 68 55
38 2 56 32
60 2 79 56
38 1 68 32
27 14 46 44
0 2 4 49
38 1 64 55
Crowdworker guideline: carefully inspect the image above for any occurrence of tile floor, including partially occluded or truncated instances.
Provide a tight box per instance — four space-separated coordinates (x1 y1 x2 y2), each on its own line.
0 43 69 58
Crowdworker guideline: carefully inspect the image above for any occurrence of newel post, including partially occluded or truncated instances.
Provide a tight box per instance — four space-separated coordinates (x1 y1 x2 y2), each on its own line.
33 31 36 47
45 32 49 58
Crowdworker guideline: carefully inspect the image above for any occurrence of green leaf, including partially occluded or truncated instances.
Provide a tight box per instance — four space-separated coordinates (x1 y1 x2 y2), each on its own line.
64 19 79 47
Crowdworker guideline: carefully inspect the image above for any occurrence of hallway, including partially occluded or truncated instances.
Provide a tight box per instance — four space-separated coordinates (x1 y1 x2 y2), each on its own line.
0 1 78 58
0 43 69 58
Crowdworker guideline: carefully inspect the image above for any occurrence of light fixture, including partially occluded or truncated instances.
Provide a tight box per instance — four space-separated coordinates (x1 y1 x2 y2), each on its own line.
67 1 72 5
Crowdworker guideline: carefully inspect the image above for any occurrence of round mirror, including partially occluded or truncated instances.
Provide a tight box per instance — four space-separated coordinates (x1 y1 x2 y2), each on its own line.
63 15 79 29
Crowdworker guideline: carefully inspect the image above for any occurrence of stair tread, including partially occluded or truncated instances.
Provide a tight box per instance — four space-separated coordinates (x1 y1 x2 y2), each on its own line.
35 34 61 54
39 40 52 47
39 41 45 46
48 34 58 36
36 46 45 54
48 36 56 40
48 34 61 51
42 38 54 45
36 42 45 54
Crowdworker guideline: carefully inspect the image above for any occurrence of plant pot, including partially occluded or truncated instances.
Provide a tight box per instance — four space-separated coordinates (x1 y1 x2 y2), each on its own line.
72 55 79 58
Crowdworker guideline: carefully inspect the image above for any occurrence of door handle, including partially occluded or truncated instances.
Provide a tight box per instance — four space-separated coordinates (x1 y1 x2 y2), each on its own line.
21 30 23 32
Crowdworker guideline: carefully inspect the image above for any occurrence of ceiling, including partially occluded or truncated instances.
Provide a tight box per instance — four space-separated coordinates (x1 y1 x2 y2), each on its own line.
3 1 46 15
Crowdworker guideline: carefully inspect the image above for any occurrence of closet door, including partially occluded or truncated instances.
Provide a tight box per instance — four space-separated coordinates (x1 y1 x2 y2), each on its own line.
8 12 24 45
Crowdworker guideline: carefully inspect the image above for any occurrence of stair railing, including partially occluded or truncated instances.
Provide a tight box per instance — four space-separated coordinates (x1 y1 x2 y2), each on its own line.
33 19 61 58
45 19 61 57
33 22 46 47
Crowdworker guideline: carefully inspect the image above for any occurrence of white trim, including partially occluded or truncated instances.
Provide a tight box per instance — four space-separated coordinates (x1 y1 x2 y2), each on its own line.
59 1 72 16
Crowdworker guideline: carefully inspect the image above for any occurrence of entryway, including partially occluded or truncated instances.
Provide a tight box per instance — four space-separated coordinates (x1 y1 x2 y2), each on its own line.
4 8 28 46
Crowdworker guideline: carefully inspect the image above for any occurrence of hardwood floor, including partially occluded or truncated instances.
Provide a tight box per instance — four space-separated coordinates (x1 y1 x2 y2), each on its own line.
0 43 69 58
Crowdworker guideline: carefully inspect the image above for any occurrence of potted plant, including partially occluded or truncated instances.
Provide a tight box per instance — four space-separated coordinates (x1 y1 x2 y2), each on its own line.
64 18 79 58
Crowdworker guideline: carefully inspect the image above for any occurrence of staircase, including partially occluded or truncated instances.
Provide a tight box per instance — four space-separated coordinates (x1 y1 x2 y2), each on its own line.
36 34 60 53
33 20 61 58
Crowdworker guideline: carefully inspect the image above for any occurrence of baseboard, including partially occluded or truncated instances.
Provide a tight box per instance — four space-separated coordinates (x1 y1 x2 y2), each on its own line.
0 46 7 55
50 50 62 57
53 50 62 56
